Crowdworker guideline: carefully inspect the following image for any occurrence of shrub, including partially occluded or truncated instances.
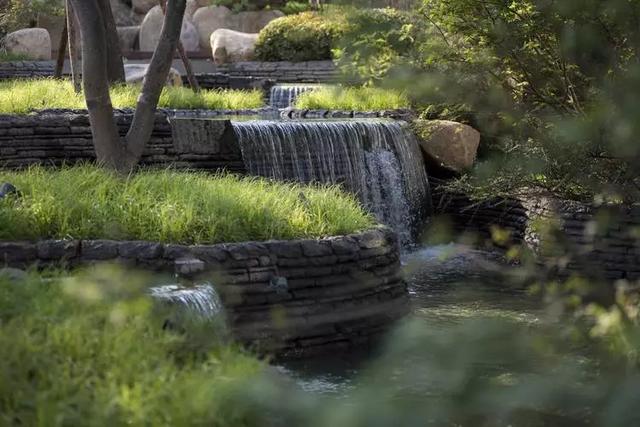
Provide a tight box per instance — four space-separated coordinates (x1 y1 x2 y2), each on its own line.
336 8 421 83
0 166 375 243
294 85 410 110
254 12 345 62
0 79 264 114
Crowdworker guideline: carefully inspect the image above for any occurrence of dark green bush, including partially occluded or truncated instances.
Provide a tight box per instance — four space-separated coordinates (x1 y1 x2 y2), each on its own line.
336 8 422 83
254 12 345 62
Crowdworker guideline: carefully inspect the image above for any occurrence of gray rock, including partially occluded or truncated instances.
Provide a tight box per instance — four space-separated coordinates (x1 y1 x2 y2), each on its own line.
0 268 27 282
0 182 18 199
2 28 51 60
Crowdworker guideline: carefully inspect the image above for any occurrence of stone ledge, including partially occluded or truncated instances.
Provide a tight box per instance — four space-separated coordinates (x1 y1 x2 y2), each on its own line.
0 226 407 357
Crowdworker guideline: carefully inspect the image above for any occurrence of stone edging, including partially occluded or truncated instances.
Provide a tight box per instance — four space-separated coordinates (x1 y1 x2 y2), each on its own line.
0 227 408 357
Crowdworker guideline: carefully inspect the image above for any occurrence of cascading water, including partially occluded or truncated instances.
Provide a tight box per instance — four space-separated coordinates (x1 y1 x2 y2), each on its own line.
269 84 323 109
232 119 431 244
149 283 223 319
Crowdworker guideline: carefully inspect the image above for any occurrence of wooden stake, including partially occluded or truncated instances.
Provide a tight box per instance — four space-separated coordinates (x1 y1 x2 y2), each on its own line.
66 0 82 93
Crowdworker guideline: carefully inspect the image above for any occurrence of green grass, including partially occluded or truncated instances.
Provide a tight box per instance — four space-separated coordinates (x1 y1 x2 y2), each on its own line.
0 165 375 243
0 79 264 114
0 51 30 62
294 86 410 110
0 267 267 425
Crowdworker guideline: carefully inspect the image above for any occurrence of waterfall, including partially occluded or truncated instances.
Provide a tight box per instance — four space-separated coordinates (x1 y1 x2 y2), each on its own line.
149 283 223 319
232 119 431 243
269 84 323 109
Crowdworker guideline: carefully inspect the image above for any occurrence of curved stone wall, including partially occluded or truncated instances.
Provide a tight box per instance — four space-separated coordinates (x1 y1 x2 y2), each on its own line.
0 227 408 356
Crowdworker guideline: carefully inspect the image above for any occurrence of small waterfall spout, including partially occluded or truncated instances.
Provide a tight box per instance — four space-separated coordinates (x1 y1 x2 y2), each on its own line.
149 283 223 319
233 119 431 243
269 84 323 109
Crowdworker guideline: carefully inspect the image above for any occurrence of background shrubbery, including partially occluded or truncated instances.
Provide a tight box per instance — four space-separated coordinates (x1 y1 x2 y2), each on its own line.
254 12 344 62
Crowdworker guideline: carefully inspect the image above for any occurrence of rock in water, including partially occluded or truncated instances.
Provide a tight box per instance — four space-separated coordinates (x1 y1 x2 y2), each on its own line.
0 182 18 199
2 28 51 60
414 119 481 174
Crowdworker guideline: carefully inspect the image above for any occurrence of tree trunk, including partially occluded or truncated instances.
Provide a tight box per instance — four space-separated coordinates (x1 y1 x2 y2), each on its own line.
69 0 187 172
66 0 82 93
124 0 187 167
54 21 68 79
159 0 200 92
68 0 124 170
97 0 126 84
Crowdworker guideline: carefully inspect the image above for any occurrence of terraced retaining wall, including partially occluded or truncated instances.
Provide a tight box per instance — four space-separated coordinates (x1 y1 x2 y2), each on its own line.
0 111 245 172
0 61 55 80
433 183 640 282
0 228 408 357
0 60 337 83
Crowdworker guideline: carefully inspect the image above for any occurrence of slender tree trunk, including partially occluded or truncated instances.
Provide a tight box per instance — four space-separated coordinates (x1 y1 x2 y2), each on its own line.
124 0 187 166
54 21 68 79
66 0 82 93
158 0 200 92
69 0 187 172
97 0 126 84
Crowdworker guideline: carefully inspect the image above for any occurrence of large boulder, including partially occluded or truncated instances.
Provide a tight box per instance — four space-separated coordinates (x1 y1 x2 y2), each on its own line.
235 10 284 33
117 26 140 52
132 0 157 14
2 28 51 60
210 29 259 64
414 120 480 174
194 6 283 49
139 5 200 52
124 64 183 87
110 0 145 26
193 5 232 49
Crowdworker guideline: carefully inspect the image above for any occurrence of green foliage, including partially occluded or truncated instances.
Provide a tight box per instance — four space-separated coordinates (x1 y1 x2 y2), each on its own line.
254 12 345 62
281 1 311 15
366 0 640 202
0 0 64 35
0 165 375 243
0 266 266 426
335 7 422 83
0 79 264 114
294 85 410 110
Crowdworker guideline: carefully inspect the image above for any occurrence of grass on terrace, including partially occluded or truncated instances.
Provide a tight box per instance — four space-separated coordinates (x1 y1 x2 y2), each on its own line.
0 79 264 114
294 86 410 110
0 166 375 243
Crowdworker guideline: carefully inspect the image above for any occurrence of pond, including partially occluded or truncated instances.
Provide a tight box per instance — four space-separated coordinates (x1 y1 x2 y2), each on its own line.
276 244 613 425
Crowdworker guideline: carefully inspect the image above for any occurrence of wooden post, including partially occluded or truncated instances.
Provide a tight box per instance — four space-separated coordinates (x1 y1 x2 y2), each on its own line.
54 21 68 78
159 0 200 92
66 0 82 93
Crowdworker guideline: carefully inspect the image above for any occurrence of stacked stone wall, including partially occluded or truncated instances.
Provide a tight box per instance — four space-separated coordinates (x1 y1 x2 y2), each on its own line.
432 182 640 282
0 111 245 172
0 228 407 357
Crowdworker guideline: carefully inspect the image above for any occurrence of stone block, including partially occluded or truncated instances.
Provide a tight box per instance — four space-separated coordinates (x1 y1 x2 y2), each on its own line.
81 240 119 260
118 241 163 259
37 240 79 260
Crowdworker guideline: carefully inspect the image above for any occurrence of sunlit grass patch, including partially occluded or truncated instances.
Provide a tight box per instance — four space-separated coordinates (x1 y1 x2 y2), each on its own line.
294 86 410 110
0 79 264 114
0 165 375 243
